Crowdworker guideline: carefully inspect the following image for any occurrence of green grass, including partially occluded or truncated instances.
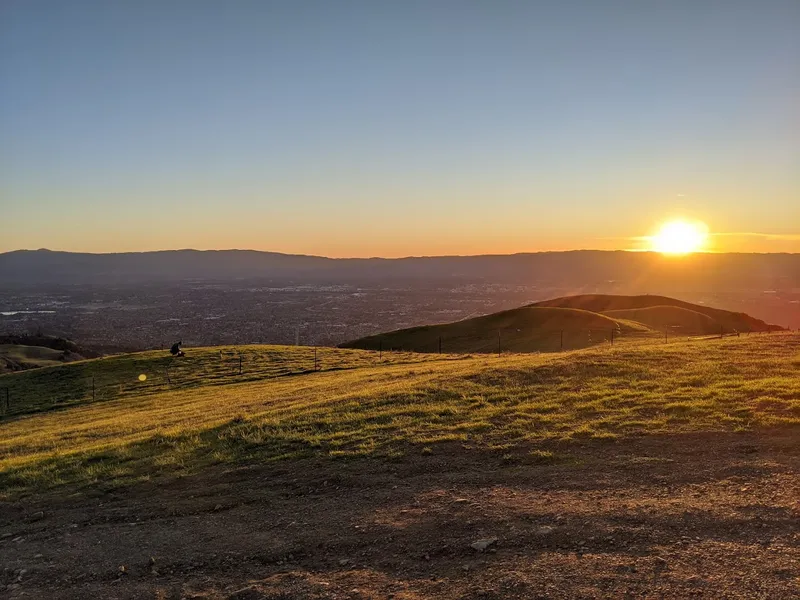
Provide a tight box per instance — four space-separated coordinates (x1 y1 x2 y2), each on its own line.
0 345 457 417
341 306 655 353
1 333 798 500
532 294 780 333
0 344 68 369
602 305 723 335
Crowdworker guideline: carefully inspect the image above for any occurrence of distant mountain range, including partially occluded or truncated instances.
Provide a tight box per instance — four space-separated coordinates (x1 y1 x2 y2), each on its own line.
1 249 798 289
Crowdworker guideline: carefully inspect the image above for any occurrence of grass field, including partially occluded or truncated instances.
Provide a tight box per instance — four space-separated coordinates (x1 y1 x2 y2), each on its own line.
0 345 453 417
1 332 798 500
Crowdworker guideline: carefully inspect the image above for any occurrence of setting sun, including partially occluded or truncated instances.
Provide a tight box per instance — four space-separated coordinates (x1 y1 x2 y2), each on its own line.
651 220 709 254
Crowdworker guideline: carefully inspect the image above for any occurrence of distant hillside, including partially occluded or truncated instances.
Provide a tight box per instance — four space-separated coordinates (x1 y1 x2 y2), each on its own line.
0 335 97 373
340 306 650 353
341 294 782 353
602 306 722 335
530 294 781 333
1 249 798 289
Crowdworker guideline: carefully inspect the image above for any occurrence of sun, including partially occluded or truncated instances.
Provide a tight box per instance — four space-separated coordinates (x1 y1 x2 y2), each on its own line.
650 220 709 254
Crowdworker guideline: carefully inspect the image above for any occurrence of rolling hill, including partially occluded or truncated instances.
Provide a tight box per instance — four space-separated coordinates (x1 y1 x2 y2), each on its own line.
602 305 723 335
0 335 96 374
340 306 651 353
530 294 781 333
341 294 781 353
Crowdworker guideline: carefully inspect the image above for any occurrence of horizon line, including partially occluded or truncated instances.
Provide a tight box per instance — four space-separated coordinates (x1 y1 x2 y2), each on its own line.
3 248 798 260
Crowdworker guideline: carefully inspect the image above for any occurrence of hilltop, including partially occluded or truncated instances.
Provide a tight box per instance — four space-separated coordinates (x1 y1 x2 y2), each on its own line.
530 294 781 334
1 334 798 598
341 294 781 353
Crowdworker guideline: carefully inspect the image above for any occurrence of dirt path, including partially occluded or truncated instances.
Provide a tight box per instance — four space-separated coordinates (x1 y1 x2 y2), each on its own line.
2 429 799 599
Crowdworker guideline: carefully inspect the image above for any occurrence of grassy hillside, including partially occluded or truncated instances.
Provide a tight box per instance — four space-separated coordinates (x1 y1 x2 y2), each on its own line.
0 335 96 373
0 344 70 372
602 305 722 335
341 306 653 353
1 333 798 499
531 294 780 333
0 344 453 418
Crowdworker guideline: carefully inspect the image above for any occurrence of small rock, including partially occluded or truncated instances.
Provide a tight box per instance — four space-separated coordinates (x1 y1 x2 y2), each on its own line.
470 537 498 552
26 511 44 522
214 504 223 511
339 559 350 566
462 564 470 572
148 556 156 566
537 526 555 535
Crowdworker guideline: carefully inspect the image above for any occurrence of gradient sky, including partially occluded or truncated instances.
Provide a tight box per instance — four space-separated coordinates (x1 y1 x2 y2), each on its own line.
1 0 798 256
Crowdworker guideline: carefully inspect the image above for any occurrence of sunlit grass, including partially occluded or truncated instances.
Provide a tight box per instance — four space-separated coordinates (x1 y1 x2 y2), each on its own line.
0 334 798 499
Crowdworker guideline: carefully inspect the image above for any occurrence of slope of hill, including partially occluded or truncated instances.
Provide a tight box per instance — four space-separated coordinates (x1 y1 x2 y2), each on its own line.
0 335 96 373
340 306 651 353
602 305 722 335
1 334 798 598
531 294 781 333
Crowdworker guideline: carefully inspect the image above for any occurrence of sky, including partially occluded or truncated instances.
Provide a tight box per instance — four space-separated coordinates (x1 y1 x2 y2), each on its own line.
1 0 798 257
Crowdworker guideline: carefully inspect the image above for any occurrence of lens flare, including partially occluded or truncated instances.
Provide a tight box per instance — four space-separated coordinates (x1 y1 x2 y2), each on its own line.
138 374 147 382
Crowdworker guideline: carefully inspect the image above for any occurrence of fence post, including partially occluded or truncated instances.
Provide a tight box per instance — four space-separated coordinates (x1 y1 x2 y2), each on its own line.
560 330 563 351
665 329 668 343
92 376 95 402
239 353 243 375
379 340 382 361
610 328 614 346
314 346 318 371
498 331 501 357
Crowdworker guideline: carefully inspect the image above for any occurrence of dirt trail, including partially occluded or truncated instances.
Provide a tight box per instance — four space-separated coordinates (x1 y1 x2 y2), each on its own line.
1 430 799 599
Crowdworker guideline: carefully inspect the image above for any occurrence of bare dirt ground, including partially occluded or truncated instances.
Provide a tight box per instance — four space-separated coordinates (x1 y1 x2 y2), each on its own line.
1 429 798 599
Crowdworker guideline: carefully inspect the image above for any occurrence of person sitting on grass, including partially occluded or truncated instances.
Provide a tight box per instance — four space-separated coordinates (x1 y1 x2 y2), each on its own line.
170 341 185 357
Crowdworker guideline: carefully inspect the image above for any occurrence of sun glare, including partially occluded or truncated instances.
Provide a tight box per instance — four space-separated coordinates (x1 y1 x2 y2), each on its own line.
651 220 709 254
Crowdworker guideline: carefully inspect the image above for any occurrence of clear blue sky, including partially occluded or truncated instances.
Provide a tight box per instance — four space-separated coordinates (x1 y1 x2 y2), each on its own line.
1 0 798 256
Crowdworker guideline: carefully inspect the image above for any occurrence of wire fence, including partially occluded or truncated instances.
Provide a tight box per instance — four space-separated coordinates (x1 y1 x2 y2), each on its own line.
0 327 775 419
